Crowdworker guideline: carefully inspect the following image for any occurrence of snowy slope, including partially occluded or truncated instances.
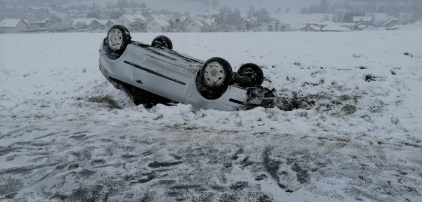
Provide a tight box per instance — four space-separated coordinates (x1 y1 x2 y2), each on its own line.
0 30 422 201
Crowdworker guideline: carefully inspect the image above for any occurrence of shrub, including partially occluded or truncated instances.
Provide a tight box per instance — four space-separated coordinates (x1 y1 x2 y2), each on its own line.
342 104 357 115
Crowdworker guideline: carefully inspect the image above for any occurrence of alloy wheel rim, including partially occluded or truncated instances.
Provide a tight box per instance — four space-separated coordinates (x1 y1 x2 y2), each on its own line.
108 29 123 50
204 62 226 87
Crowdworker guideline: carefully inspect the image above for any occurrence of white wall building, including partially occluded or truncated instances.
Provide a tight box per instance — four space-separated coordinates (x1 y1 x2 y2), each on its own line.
300 25 321 32
116 14 148 31
0 18 29 33
146 18 170 33
353 16 373 26
266 22 290 32
201 18 216 32
184 19 204 32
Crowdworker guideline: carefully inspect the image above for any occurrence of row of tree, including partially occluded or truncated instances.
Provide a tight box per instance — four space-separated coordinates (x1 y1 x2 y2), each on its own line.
301 0 422 18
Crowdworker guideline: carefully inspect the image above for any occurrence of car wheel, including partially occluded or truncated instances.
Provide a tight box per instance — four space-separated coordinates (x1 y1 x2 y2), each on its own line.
106 25 131 54
152 35 173 49
196 57 233 100
236 63 264 87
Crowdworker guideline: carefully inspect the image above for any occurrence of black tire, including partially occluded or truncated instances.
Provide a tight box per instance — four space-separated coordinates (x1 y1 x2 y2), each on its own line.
196 57 233 100
105 25 131 55
152 35 173 49
236 63 264 87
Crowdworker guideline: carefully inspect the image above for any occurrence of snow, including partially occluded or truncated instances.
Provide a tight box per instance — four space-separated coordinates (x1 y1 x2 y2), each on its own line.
151 14 168 21
383 18 399 27
202 18 216 26
353 16 372 22
192 19 204 27
1 28 422 201
304 25 321 31
153 18 170 27
321 24 351 32
96 19 112 26
122 14 147 23
0 18 24 28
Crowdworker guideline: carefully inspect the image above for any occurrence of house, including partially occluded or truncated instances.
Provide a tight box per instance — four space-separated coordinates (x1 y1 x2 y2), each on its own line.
97 20 115 30
353 16 372 24
266 22 290 32
184 19 204 32
146 18 170 32
384 18 399 27
116 14 148 31
300 22 350 32
0 18 29 33
201 18 216 32
353 16 374 28
168 16 189 31
334 8 347 23
30 20 48 29
158 14 170 21
300 25 321 32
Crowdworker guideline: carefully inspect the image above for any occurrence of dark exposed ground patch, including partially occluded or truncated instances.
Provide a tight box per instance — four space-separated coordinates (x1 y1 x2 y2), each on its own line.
291 163 310 184
90 159 106 166
140 191 156 202
34 131 67 140
88 95 121 109
0 147 20 156
0 179 23 196
365 74 379 82
148 161 183 168
69 134 86 139
275 92 315 111
0 163 59 175
263 147 283 189
67 185 104 202
229 181 249 190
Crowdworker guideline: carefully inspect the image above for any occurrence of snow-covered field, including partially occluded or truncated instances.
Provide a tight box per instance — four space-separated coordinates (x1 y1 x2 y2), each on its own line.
1 29 422 201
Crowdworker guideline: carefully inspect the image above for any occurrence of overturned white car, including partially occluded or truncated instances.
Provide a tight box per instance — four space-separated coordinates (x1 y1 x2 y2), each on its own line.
99 25 277 111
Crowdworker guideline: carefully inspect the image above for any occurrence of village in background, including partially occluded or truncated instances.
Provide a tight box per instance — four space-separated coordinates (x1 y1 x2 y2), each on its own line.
1 0 422 34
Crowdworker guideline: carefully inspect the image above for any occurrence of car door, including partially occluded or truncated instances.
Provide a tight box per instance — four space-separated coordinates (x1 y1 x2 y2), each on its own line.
132 54 192 103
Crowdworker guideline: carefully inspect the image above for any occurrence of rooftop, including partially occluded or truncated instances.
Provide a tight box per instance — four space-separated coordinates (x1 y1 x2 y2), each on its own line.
0 18 25 28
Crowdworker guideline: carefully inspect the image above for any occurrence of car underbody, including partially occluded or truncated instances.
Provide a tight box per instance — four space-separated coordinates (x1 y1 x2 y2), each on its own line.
99 25 278 111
